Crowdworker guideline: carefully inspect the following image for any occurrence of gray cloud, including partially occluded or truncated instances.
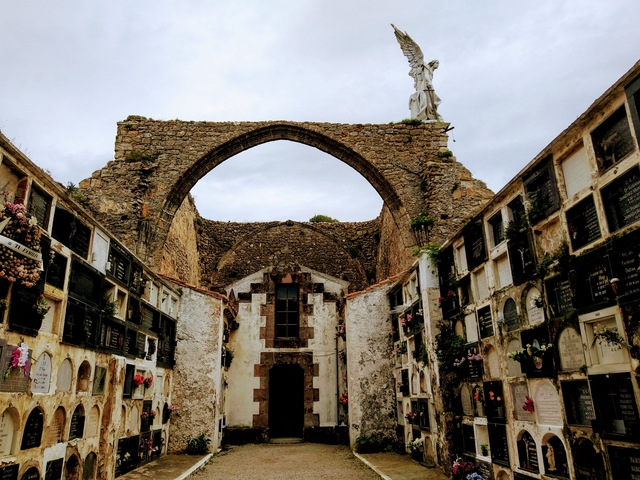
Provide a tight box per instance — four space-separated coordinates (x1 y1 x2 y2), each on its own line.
1 0 639 221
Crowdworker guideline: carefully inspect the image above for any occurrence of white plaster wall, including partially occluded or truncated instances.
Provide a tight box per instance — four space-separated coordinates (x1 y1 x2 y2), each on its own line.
345 283 395 447
226 294 264 426
308 292 338 426
171 287 224 451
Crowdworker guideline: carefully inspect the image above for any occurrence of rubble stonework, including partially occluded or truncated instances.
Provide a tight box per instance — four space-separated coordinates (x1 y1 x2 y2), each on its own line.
197 218 380 292
79 119 492 275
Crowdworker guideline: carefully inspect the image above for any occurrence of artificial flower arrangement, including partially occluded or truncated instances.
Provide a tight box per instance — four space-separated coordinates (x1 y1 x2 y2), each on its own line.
592 325 631 350
0 200 43 287
391 341 407 359
530 293 544 309
453 351 483 368
452 457 477 478
133 373 145 387
4 343 30 379
522 396 535 413
404 411 417 422
335 323 346 340
34 294 51 319
143 375 154 388
507 342 553 363
438 289 456 307
141 409 156 419
167 405 177 412
338 392 348 407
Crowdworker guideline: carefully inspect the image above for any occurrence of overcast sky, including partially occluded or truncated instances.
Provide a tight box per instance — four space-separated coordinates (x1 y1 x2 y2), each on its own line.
1 1 639 222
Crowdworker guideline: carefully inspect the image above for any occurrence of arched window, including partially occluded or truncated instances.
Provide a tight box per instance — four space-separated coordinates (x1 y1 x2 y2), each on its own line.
21 408 44 450
57 359 72 392
0 408 19 456
68 405 85 440
517 431 539 473
76 361 91 393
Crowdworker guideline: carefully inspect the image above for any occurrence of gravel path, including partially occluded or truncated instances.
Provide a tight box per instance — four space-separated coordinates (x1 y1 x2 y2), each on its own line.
190 443 381 480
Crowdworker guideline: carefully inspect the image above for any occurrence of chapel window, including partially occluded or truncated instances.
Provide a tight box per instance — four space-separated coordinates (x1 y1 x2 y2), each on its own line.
275 284 299 338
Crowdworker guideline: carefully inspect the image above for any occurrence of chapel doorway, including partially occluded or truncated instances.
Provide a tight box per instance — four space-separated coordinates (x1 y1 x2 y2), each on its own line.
269 364 304 438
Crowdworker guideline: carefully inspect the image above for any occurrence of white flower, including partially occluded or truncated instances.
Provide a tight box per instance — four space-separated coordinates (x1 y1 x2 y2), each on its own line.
17 343 29 367
28 216 37 226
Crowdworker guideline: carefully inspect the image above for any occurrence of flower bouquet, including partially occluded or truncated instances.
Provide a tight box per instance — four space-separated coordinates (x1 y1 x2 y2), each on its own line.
133 373 145 387
0 201 43 287
4 343 30 379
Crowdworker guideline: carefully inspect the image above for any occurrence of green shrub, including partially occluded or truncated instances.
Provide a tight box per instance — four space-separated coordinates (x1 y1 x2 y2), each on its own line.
309 214 338 223
437 150 453 158
186 433 211 455
400 118 423 126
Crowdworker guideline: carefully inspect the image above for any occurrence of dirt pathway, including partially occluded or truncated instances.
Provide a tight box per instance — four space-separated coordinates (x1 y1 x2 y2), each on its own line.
189 443 381 480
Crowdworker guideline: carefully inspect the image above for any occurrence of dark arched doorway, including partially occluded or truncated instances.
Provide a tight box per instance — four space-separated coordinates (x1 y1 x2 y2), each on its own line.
269 364 304 439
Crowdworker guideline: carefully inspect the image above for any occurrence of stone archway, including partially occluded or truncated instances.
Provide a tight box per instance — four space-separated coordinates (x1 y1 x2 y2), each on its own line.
80 118 492 274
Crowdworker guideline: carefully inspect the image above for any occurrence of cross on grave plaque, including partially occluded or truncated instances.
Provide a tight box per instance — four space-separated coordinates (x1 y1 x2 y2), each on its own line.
517 431 539 473
558 327 585 371
31 353 51 394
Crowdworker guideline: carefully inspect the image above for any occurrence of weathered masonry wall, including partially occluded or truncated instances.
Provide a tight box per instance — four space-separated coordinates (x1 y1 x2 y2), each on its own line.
169 286 225 452
197 218 380 292
345 282 396 448
79 119 493 276
158 195 201 286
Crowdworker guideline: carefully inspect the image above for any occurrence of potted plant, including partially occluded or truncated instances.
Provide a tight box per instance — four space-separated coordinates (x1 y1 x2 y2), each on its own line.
480 444 489 456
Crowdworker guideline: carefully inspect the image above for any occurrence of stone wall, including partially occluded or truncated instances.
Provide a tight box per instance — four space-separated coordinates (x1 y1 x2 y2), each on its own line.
345 282 396 447
169 286 225 452
197 218 380 292
376 205 413 280
158 194 201 285
78 119 493 271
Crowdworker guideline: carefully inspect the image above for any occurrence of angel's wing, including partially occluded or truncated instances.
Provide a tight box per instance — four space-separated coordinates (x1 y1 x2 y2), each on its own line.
391 24 424 69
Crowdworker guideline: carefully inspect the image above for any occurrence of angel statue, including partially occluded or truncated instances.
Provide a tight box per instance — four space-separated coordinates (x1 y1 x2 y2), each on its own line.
392 24 443 122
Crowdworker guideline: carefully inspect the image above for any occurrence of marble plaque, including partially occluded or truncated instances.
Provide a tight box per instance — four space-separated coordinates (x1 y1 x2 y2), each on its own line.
506 340 523 377
511 382 533 422
56 359 72 392
461 385 473 416
21 409 43 449
86 406 100 437
0 410 15 455
558 327 584 371
535 382 563 426
487 348 500 379
130 406 139 431
525 288 544 325
31 353 52 394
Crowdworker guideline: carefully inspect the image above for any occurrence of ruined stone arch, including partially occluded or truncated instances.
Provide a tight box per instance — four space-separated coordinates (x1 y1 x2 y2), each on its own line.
155 123 412 263
81 118 493 276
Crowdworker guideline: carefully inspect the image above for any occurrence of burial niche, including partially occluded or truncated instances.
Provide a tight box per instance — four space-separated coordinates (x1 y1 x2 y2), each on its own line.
31 353 52 394
0 408 18 456
573 438 606 480
46 407 65 445
517 431 539 473
68 405 85 440
21 407 44 450
76 361 91 393
56 359 72 392
21 467 39 480
542 434 569 478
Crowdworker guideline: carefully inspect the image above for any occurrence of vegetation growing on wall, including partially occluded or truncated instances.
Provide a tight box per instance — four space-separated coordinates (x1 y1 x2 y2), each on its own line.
309 214 339 223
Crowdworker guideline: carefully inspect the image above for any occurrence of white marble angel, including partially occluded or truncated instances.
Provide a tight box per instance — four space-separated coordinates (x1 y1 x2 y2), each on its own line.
392 24 443 122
